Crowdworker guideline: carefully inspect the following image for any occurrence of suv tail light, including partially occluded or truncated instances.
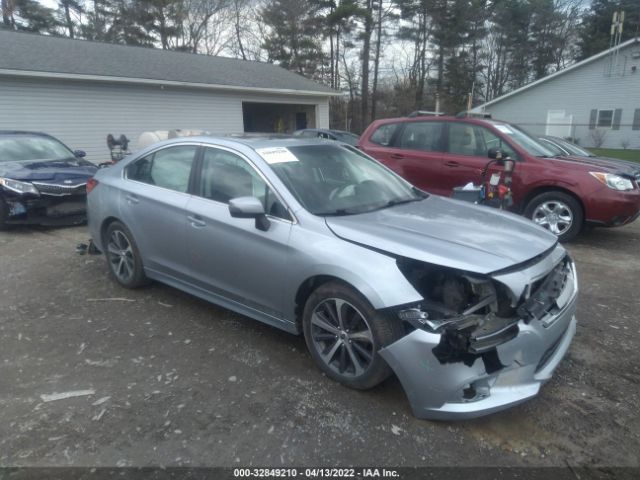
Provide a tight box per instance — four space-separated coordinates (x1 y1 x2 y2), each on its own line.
86 178 99 194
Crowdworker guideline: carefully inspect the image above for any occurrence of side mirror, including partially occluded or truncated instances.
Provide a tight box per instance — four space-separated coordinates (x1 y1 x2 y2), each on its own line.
74 150 87 158
228 196 270 231
487 147 503 163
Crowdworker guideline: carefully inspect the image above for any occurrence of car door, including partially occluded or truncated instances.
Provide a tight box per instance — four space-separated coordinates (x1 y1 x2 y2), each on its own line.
440 122 519 194
385 121 446 194
120 144 198 280
183 146 293 320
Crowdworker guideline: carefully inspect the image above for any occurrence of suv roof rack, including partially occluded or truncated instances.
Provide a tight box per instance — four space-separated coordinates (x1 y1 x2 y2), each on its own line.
407 110 445 118
455 111 492 119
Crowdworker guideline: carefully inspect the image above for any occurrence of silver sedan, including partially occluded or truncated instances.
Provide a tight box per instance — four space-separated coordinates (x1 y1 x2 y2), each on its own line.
87 137 578 420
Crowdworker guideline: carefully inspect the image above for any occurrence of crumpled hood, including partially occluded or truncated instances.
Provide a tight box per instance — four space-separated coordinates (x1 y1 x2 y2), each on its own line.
325 195 558 274
0 158 97 181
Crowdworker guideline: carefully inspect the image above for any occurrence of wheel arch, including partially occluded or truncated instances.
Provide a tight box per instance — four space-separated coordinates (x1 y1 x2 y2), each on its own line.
294 275 355 328
100 216 123 245
521 186 585 222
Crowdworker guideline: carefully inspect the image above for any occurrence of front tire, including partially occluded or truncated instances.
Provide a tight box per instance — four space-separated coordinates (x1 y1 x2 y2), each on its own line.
0 198 9 231
302 281 403 390
104 221 149 288
524 191 583 242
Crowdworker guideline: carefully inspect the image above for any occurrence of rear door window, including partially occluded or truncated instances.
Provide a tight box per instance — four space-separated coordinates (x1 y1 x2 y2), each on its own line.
127 145 197 193
370 123 400 146
397 122 444 152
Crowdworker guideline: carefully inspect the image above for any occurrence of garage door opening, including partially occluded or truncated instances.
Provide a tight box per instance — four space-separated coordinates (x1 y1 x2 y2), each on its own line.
242 102 316 133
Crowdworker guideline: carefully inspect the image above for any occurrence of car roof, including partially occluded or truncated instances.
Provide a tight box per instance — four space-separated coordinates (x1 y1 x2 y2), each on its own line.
0 130 53 137
369 115 510 127
297 128 356 135
157 135 346 150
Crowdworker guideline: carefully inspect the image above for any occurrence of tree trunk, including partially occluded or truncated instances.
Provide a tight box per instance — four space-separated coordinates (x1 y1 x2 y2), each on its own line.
371 0 383 122
360 0 373 131
2 0 13 28
63 2 75 38
235 0 247 60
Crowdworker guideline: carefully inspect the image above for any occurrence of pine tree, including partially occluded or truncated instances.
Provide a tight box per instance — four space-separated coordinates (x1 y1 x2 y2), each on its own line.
261 0 326 80
578 0 640 59
2 0 59 32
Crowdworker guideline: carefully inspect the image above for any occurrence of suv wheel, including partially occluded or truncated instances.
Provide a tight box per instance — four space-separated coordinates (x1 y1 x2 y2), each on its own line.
302 282 403 390
524 191 583 242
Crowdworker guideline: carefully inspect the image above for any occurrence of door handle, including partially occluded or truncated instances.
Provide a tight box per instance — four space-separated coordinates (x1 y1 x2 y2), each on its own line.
187 215 206 228
390 153 405 160
445 161 460 167
125 194 139 204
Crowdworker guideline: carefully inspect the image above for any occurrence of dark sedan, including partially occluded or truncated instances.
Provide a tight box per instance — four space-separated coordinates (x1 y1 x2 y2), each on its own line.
0 131 97 229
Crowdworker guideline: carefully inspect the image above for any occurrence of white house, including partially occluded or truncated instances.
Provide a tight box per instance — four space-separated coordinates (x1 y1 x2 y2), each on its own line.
0 30 336 163
473 37 640 150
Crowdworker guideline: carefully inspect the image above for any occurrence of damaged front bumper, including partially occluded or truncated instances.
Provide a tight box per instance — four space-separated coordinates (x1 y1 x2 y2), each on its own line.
3 192 88 226
380 254 578 420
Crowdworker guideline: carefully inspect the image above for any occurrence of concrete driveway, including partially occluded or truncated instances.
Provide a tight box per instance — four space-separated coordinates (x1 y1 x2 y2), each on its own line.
0 222 638 468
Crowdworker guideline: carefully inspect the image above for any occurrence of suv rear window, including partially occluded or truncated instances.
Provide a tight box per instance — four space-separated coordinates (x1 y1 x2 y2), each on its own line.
370 123 399 146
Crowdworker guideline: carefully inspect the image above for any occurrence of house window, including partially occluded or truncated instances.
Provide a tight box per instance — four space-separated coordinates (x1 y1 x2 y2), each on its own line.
596 110 614 128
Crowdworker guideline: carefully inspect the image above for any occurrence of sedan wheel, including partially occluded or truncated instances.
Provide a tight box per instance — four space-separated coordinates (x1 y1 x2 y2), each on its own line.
310 298 374 378
524 191 583 242
104 221 149 288
303 282 403 390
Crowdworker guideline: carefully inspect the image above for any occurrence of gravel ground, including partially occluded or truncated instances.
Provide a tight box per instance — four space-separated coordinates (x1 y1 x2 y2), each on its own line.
0 222 638 469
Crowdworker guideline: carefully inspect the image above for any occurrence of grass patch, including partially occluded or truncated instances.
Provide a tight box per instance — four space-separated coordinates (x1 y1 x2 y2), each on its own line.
589 148 640 163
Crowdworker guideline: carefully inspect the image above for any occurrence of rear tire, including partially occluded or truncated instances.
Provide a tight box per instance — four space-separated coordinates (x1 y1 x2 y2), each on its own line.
302 281 404 390
104 221 149 288
524 191 583 242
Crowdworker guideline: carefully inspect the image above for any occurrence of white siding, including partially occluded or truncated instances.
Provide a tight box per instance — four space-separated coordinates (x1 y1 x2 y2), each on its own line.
477 44 640 149
0 76 331 163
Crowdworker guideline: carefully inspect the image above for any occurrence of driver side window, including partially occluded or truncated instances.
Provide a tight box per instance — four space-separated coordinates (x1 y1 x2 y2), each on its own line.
198 148 290 220
474 127 518 160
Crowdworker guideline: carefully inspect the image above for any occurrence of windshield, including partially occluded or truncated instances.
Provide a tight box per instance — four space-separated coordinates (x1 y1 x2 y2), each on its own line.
0 135 75 163
489 122 556 157
549 137 594 157
538 138 565 156
264 144 425 216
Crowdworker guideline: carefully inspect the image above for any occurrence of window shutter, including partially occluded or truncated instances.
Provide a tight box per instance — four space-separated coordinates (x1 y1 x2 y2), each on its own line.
589 109 597 130
612 109 622 130
633 109 640 130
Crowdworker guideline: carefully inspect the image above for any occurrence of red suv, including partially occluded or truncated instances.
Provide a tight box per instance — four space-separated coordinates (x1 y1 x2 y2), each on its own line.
359 115 640 241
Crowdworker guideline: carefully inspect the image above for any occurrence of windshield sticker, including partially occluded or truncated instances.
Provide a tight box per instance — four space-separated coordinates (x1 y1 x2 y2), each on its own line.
256 147 299 164
494 125 514 134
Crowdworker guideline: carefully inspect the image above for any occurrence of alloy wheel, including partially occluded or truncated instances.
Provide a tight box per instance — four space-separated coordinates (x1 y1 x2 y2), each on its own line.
310 298 375 377
107 229 135 283
532 200 573 235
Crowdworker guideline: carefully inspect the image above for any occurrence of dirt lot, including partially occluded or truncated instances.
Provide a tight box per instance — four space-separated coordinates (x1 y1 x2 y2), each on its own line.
0 221 638 469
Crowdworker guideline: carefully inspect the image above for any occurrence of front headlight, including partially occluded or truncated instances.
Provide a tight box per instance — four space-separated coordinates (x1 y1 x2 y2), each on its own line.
0 177 40 195
589 172 635 191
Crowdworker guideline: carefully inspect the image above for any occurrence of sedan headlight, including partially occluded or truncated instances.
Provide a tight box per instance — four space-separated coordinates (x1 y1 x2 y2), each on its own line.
589 172 635 191
0 177 40 195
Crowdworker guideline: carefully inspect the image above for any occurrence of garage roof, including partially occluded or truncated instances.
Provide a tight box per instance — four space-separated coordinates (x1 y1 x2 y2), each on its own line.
0 30 336 96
